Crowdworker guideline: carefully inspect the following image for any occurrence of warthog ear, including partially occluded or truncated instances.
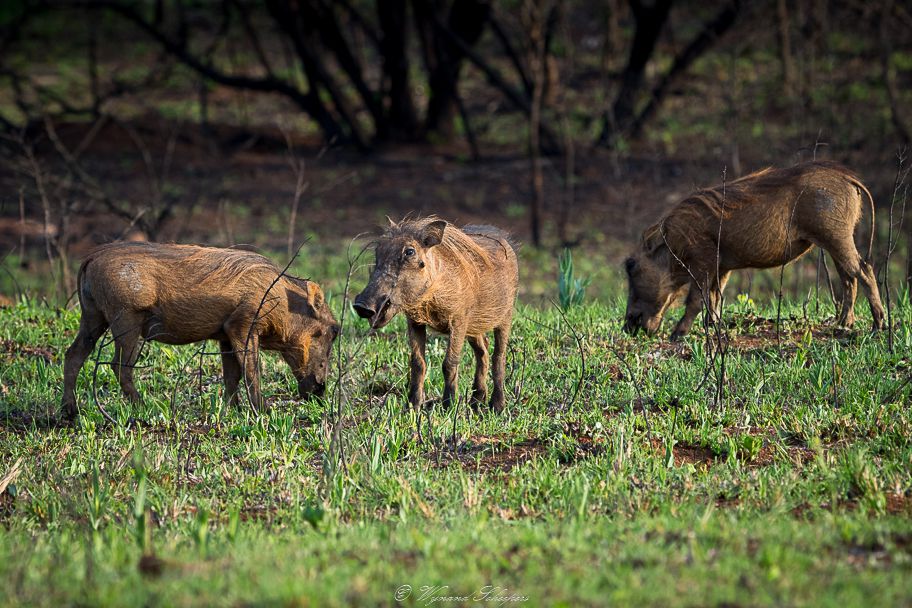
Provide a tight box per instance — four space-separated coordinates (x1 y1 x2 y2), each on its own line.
287 276 326 311
422 220 447 248
642 229 665 256
306 281 325 310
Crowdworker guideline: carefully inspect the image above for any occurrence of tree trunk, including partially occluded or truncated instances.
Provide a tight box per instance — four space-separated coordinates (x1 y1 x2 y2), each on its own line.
420 0 492 138
378 0 419 139
597 0 673 146
880 0 911 146
310 2 385 135
603 0 623 72
629 0 742 138
265 0 370 149
777 0 795 96
526 0 549 247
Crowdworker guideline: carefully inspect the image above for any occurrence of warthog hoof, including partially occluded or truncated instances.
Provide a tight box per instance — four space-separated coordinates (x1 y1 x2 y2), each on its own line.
489 394 505 414
669 330 686 342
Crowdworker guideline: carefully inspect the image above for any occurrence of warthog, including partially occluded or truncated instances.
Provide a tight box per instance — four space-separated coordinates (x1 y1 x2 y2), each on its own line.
353 218 518 412
624 161 886 339
61 242 339 418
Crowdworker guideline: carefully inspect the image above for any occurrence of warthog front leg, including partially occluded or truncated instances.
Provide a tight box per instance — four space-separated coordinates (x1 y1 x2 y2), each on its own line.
671 271 730 341
61 311 108 420
671 284 703 341
441 323 467 408
407 320 427 410
227 332 264 411
220 338 242 406
490 320 512 413
468 334 489 407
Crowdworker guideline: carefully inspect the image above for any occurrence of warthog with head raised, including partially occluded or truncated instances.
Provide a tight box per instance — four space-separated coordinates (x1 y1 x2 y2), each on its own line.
353 217 518 412
61 242 340 418
624 161 885 339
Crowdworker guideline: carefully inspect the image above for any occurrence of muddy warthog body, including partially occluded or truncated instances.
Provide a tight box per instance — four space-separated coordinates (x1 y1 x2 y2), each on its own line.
624 161 885 339
61 242 339 418
354 218 519 412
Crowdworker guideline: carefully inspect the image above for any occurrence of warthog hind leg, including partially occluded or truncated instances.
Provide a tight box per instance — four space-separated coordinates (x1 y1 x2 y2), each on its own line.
468 334 489 407
220 338 242 406
109 313 145 404
859 260 885 330
490 321 512 413
61 310 109 419
826 239 885 330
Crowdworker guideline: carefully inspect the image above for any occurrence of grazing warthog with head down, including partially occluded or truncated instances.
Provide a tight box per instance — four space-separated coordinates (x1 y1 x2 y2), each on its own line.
623 161 885 339
353 217 518 412
61 242 340 419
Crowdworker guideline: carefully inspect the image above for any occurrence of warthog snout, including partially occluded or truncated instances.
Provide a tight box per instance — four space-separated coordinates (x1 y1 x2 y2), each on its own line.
623 313 642 335
297 374 326 398
353 290 394 328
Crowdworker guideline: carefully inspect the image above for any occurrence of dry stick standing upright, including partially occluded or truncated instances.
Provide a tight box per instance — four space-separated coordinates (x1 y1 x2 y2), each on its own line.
884 149 910 354
354 218 519 413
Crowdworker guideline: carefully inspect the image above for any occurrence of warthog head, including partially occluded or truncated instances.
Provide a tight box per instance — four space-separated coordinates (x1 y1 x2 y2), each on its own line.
279 279 340 397
623 249 677 336
354 219 447 328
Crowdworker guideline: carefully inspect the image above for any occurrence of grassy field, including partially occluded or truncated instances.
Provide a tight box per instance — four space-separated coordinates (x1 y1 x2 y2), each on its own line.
1 250 911 607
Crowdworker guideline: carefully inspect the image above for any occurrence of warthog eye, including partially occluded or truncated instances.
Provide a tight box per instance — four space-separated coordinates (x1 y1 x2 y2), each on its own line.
404 247 416 257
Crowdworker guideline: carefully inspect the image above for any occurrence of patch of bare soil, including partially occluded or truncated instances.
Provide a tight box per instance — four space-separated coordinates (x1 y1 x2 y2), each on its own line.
0 407 65 432
886 493 912 515
792 493 912 520
649 438 718 467
435 436 548 473
0 339 55 363
433 433 603 473
843 531 912 568
724 316 861 351
670 442 718 467
649 425 822 470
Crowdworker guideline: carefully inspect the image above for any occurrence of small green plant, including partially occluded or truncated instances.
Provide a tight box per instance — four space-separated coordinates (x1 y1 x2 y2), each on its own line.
84 463 110 546
558 248 591 309
194 506 210 557
839 448 883 504
732 293 756 315
132 446 150 554
729 434 764 463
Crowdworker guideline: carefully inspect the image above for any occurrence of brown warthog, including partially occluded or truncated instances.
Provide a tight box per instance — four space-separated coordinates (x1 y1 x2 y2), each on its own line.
61 242 339 418
624 161 886 339
353 218 518 412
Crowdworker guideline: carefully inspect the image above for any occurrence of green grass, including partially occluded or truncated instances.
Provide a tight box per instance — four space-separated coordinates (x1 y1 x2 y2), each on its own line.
1 272 911 606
